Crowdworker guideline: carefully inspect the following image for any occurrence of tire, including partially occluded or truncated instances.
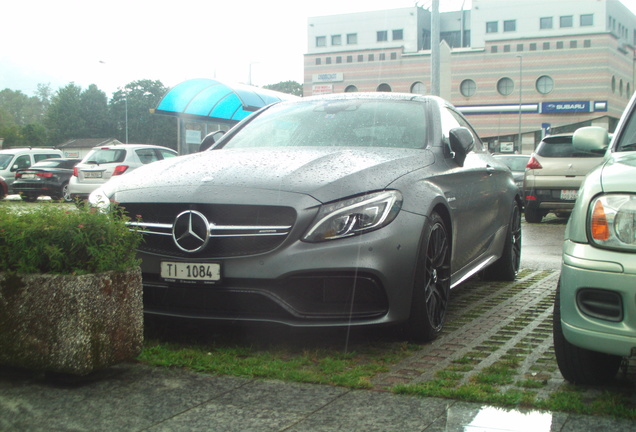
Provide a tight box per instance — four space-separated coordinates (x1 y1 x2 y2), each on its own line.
553 279 622 385
524 205 543 223
483 202 521 281
20 194 38 203
404 212 451 343
61 183 73 202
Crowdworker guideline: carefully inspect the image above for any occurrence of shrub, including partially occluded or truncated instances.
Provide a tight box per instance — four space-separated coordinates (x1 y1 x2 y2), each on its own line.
0 204 142 275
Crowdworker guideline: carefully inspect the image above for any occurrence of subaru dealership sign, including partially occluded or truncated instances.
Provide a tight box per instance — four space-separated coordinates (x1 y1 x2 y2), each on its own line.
541 101 590 113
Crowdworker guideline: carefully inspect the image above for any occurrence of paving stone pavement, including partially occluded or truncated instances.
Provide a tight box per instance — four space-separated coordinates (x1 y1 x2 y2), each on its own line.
371 268 636 405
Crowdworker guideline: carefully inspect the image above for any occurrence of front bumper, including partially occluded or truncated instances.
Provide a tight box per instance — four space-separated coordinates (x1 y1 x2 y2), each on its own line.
140 209 427 327
559 239 636 357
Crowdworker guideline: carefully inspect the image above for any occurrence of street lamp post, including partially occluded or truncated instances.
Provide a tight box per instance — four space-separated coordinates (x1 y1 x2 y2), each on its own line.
516 55 523 154
124 95 128 144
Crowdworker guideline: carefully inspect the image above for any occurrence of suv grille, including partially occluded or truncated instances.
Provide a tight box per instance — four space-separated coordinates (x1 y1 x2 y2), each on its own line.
123 203 296 258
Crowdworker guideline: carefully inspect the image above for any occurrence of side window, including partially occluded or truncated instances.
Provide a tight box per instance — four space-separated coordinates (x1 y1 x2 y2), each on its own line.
448 108 485 153
159 149 177 159
34 154 61 162
12 155 31 171
136 149 160 164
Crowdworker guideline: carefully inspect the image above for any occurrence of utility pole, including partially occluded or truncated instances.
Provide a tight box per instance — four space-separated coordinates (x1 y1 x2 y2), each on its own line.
431 0 440 96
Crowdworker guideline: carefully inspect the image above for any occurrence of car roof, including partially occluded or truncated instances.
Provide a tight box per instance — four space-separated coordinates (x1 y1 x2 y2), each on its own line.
89 144 174 150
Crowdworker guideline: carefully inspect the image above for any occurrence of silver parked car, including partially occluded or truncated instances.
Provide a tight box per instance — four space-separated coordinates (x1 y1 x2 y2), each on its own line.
554 119 636 385
90 93 522 342
69 144 177 200
523 133 604 223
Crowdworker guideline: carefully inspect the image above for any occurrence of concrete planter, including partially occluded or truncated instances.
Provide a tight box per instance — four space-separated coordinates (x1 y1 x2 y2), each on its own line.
0 267 143 375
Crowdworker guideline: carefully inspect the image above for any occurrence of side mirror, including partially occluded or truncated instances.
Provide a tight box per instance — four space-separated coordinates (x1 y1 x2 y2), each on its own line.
572 126 609 154
449 127 474 166
199 130 226 152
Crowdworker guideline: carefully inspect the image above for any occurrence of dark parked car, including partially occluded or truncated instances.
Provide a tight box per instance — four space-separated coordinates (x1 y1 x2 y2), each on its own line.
0 176 7 199
13 158 81 202
493 154 530 195
89 93 522 342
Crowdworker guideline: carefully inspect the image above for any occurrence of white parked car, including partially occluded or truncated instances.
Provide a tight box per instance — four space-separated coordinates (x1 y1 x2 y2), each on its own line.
69 144 177 200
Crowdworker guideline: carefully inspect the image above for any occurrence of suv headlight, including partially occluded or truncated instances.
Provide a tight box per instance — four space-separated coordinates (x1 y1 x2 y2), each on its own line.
303 190 403 242
589 194 636 250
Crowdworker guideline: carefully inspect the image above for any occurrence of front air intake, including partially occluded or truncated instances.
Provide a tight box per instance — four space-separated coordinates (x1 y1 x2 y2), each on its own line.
576 288 623 322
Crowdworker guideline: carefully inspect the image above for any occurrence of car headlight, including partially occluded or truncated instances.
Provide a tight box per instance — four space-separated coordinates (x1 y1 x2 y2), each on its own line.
589 194 636 250
302 190 403 242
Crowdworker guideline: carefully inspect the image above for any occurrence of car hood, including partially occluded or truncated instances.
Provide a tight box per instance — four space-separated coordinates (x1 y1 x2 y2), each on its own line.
600 152 636 193
110 147 435 203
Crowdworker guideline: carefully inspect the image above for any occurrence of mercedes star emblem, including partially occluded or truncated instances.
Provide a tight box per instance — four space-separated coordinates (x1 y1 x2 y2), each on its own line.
172 210 210 253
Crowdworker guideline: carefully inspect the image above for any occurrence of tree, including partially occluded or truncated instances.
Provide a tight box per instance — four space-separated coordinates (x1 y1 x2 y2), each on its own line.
81 84 114 138
45 83 85 145
0 89 47 127
263 81 303 97
110 80 176 149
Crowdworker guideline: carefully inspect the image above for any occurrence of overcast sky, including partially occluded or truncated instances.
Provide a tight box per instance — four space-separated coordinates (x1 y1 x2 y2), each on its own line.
1 0 634 97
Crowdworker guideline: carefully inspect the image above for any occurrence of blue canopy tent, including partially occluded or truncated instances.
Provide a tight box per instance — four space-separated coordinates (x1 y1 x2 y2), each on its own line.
153 78 298 123
152 78 298 153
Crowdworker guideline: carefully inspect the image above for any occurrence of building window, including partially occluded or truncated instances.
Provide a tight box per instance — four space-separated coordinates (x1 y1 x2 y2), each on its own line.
627 83 631 98
377 83 392 92
560 15 573 28
570 40 577 48
346 55 353 63
345 85 358 93
581 14 594 26
612 76 616 93
411 81 426 95
491 46 498 53
557 41 564 49
331 35 342 46
326 57 331 65
390 52 397 60
347 34 358 45
377 31 388 42
497 77 514 96
540 17 553 29
357 54 364 62
504 20 516 32
486 21 498 33
584 39 591 48
315 58 321 65
620 79 624 96
543 42 550 50
536 75 554 94
517 44 524 51
504 45 511 52
316 36 326 47
379 53 386 61
460 79 477 97
530 43 537 51
368 54 375 61
393 29 403 40
336 56 342 64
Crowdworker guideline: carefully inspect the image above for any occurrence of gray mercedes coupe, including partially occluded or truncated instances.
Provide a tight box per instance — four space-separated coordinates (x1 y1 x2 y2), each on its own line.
90 93 522 342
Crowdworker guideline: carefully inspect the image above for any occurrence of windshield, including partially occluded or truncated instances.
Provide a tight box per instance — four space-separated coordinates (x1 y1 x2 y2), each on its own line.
615 109 636 151
222 99 428 150
85 149 126 164
0 154 15 170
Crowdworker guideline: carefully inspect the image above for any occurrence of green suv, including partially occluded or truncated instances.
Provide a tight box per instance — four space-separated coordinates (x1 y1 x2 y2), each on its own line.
553 122 636 385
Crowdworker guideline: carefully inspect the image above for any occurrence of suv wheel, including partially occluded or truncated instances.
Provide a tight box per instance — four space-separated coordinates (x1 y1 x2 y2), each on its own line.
524 206 543 223
553 279 622 385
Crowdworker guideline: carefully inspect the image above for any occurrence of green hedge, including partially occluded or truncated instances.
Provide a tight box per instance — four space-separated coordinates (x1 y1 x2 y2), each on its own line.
0 204 142 275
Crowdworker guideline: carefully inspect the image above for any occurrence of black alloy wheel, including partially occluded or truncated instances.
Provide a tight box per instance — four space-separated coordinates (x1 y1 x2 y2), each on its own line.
405 212 451 342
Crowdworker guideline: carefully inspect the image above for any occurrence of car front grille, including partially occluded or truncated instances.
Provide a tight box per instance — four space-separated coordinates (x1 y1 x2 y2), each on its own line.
122 203 296 258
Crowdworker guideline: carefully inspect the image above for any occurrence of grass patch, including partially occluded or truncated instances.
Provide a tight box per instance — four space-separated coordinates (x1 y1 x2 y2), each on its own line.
138 338 414 389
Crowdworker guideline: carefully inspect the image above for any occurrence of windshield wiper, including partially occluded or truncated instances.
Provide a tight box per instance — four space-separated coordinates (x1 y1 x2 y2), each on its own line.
618 143 636 151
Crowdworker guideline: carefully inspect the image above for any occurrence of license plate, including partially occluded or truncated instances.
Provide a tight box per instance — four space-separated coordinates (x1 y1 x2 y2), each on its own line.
560 189 578 200
21 174 36 179
84 171 102 178
160 261 221 282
